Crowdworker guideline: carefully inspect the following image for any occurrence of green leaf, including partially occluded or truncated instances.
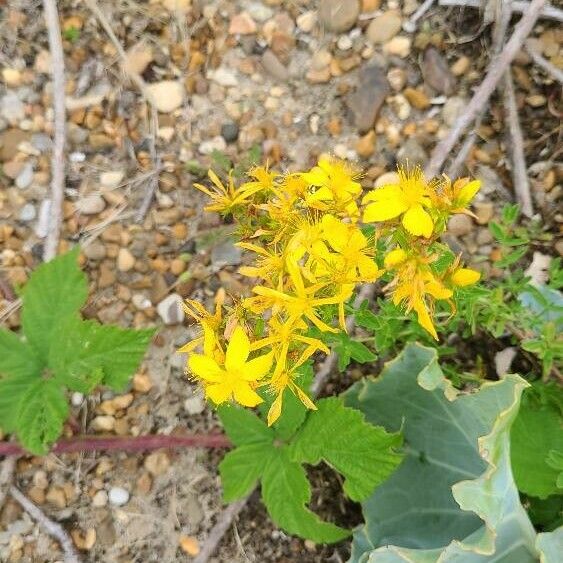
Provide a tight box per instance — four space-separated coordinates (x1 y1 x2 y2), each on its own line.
0 373 40 433
0 329 43 380
218 405 274 446
21 248 88 360
219 443 274 501
49 317 155 391
290 397 402 501
261 446 350 543
511 385 563 499
343 343 554 563
17 379 68 455
329 332 377 372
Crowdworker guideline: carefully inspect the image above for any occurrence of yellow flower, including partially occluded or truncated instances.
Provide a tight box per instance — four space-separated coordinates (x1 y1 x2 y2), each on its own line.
363 166 435 238
447 176 481 213
188 326 273 407
450 267 481 287
318 215 380 283
252 261 346 332
178 298 223 356
194 170 263 214
384 248 408 269
241 165 277 194
301 157 362 213
237 242 285 281
267 365 317 426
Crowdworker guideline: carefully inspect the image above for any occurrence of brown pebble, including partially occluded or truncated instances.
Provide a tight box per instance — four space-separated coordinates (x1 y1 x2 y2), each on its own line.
144 452 170 477
117 248 135 272
355 130 376 158
179 535 200 556
45 486 67 509
133 372 153 393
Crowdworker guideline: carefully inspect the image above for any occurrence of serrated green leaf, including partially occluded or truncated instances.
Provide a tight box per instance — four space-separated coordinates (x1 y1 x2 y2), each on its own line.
511 387 563 499
0 329 43 380
290 397 402 502
0 374 39 433
17 380 68 455
21 248 88 360
49 317 155 391
219 443 274 501
261 446 350 543
344 343 545 563
218 405 274 446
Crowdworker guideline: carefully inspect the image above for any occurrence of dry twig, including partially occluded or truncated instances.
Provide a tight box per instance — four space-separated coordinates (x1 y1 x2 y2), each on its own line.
0 457 17 508
195 283 377 562
438 0 563 21
84 0 157 108
41 0 66 262
403 0 436 32
503 69 534 216
10 485 81 563
425 0 547 178
525 41 563 84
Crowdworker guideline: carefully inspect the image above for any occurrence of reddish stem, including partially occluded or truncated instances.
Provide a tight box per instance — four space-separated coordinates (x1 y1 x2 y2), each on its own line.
0 433 231 456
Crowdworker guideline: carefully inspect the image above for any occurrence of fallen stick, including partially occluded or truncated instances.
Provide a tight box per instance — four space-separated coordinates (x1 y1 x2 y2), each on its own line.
403 0 436 32
0 433 231 456
438 0 563 21
425 0 547 178
41 0 66 262
195 283 377 563
503 69 534 217
0 457 17 508
84 0 157 108
525 41 563 84
10 486 81 563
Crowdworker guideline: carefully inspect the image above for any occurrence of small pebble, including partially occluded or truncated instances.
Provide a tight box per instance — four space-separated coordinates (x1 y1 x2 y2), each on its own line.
108 487 130 507
92 490 108 508
19 203 36 222
157 293 185 325
15 163 34 189
76 194 106 215
117 248 135 272
221 121 239 143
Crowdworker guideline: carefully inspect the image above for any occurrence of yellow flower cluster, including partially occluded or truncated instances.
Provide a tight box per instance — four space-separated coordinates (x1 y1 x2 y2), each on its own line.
180 158 481 423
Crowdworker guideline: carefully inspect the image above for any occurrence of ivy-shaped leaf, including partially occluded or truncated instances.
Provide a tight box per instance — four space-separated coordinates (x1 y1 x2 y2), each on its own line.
21 247 88 360
290 397 402 501
49 316 155 392
17 380 68 455
261 446 350 543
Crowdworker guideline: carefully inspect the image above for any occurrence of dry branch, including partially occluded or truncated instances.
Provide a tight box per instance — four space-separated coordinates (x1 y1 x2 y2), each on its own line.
195 282 377 563
425 0 548 178
0 457 17 508
525 41 563 84
41 0 66 262
438 0 563 21
0 433 230 456
10 486 81 563
403 0 436 33
503 70 534 216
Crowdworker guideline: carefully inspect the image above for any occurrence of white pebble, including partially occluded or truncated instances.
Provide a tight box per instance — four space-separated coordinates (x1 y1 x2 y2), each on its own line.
108 487 129 506
71 392 84 407
92 490 108 507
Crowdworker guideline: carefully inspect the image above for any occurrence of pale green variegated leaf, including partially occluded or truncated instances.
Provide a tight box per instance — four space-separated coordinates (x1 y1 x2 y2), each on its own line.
261 446 350 543
290 397 403 501
343 343 559 563
49 317 155 391
219 442 274 502
536 529 563 561
21 248 88 361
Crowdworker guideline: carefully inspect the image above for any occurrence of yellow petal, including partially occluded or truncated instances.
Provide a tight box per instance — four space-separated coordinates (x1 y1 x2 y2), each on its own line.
413 302 438 341
362 185 401 203
363 197 408 222
358 256 380 280
267 392 284 426
206 383 232 405
177 336 202 354
244 351 274 381
384 248 407 269
402 205 433 238
292 384 317 411
233 383 263 407
456 180 481 208
225 326 250 371
425 281 453 300
188 354 224 382
451 268 481 287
